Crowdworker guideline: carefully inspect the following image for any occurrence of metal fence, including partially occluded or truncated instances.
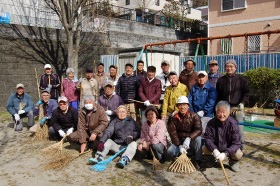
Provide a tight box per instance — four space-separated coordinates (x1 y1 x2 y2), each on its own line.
180 52 280 73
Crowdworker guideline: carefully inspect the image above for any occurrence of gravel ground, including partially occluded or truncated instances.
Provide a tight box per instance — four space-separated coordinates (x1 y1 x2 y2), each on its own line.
0 116 279 186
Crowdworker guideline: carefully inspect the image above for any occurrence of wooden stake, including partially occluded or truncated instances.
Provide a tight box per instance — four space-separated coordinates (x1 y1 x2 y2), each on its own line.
219 159 231 186
34 67 40 99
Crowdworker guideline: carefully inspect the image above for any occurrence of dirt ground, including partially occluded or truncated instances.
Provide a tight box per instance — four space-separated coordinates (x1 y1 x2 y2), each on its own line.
0 113 279 186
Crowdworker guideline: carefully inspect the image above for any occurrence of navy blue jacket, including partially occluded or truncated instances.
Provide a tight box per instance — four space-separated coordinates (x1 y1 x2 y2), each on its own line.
6 93 34 115
208 72 223 88
188 82 217 117
33 99 58 119
51 106 78 132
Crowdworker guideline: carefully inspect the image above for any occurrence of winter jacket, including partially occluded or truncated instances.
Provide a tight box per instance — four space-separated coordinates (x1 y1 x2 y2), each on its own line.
204 116 241 157
161 82 188 116
140 119 167 147
167 111 202 146
6 93 34 115
188 82 217 117
33 99 58 119
98 94 124 119
134 70 147 81
100 117 140 145
76 77 99 99
61 78 79 102
39 73 61 100
216 74 249 107
208 72 223 88
156 72 171 100
94 72 109 89
139 77 161 105
77 105 109 144
116 73 140 104
179 70 197 91
51 106 78 132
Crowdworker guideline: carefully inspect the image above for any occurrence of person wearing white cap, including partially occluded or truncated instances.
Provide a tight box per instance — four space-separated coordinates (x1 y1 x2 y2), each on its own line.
188 71 217 133
6 83 34 131
39 64 61 100
49 96 78 141
167 96 203 170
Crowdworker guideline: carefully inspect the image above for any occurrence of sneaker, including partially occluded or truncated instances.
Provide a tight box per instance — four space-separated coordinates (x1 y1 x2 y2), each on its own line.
229 160 240 172
88 153 104 165
116 156 130 169
194 160 205 171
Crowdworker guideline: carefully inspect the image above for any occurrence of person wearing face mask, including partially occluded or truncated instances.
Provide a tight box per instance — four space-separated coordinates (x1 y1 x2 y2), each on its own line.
71 95 108 153
39 64 61 100
179 59 197 91
203 101 243 172
61 68 79 111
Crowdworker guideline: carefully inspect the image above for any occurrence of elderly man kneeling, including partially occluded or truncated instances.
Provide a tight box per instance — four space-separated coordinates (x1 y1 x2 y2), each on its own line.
89 105 140 169
203 101 243 172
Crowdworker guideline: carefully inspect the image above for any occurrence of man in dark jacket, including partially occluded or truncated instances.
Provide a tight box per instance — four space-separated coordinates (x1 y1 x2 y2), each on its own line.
116 63 140 120
6 83 34 131
167 96 203 170
39 64 61 100
208 60 223 88
139 66 161 123
49 96 78 141
179 58 197 91
98 81 123 121
89 105 140 169
216 59 249 150
134 60 147 81
203 101 243 172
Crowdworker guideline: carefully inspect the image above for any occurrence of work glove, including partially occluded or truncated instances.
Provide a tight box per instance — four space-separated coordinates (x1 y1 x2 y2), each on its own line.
217 152 227 161
66 127 74 135
113 81 117 86
18 110 25 115
179 145 187 154
238 103 244 111
126 135 133 145
105 110 113 116
72 78 78 83
48 84 52 89
183 137 191 150
171 111 178 117
144 100 151 106
35 100 43 106
14 114 20 121
97 142 104 152
197 110 204 117
212 149 221 159
78 78 83 84
40 117 47 126
58 130 66 137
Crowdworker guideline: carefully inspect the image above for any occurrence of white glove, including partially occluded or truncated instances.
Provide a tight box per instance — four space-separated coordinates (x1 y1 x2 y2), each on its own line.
183 137 191 149
14 114 20 121
197 110 204 117
48 84 52 88
238 103 244 111
212 149 221 159
217 152 227 161
105 110 113 116
113 81 117 86
66 127 74 135
171 111 178 117
179 145 187 154
58 130 66 137
18 110 25 115
107 115 111 122
144 100 151 106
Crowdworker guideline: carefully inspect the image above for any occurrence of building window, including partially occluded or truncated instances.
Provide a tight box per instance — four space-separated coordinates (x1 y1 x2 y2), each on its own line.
220 38 232 54
126 0 130 5
248 35 261 52
222 0 246 11
155 0 160 6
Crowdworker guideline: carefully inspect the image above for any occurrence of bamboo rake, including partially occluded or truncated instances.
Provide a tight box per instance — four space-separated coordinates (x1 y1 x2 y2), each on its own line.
127 99 161 109
168 152 196 173
42 135 67 154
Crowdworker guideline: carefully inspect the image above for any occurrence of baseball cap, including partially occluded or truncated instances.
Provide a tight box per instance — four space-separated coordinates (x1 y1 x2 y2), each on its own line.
125 63 134 68
208 60 218 65
85 66 93 73
103 81 114 88
197 71 208 76
176 96 190 106
58 96 68 103
16 83 24 89
44 64 52 69
183 58 196 66
41 89 50 94
161 60 170 65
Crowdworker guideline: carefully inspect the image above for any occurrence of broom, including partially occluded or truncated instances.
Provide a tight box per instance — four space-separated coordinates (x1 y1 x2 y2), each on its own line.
168 152 196 173
42 135 67 154
150 147 162 170
91 147 127 172
34 104 49 140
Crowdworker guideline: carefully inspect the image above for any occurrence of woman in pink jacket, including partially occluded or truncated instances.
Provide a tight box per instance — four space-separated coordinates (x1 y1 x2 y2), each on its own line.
138 105 167 162
61 68 79 110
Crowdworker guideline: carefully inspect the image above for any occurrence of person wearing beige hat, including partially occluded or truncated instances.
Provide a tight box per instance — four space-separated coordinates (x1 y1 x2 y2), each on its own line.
6 83 34 131
156 60 171 104
208 60 223 88
216 59 249 150
179 58 197 91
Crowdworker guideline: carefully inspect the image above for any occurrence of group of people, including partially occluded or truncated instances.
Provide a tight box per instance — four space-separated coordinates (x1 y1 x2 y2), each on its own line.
6 58 249 172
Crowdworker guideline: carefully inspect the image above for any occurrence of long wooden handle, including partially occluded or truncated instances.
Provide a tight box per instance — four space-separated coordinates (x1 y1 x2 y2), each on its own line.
128 99 160 108
219 159 231 186
34 67 40 99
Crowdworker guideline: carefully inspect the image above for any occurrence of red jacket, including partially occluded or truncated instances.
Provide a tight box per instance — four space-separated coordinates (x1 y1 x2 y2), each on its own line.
139 77 161 104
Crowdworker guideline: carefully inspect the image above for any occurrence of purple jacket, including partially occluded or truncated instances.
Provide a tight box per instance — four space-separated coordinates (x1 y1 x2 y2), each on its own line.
204 116 241 156
139 78 161 105
98 94 123 119
208 72 223 88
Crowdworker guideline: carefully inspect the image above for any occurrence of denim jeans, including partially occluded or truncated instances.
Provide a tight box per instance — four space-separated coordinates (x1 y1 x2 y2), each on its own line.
151 143 165 160
167 136 202 161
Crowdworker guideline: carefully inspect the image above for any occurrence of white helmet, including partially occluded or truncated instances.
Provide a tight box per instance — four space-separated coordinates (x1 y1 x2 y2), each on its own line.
176 96 190 105
44 64 52 69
